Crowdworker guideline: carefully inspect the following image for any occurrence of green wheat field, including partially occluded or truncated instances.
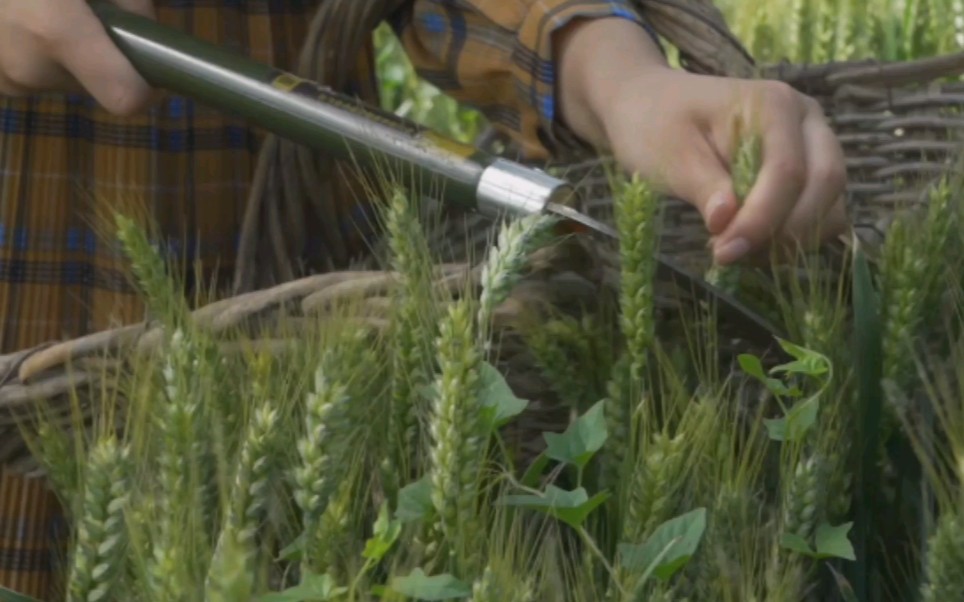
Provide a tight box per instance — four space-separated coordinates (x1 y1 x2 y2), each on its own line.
5 2 964 601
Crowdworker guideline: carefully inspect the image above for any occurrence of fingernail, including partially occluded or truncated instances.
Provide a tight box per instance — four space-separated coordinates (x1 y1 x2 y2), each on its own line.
714 237 751 264
706 192 728 224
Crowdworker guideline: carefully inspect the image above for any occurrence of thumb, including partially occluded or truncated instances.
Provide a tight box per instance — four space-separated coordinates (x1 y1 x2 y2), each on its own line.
666 139 739 236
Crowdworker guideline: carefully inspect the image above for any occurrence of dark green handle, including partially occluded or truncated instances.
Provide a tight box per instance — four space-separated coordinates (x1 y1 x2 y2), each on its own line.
90 0 496 208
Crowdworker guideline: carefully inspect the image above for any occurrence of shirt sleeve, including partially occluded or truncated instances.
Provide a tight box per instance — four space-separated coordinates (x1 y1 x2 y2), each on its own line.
391 0 662 161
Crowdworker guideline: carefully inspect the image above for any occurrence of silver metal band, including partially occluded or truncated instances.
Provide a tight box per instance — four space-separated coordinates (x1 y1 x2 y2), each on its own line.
475 159 574 217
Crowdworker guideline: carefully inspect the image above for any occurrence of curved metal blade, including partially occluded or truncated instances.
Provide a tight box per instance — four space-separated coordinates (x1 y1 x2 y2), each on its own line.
545 202 785 350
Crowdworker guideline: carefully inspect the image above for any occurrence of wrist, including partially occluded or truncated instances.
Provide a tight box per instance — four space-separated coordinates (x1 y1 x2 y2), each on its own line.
555 16 670 150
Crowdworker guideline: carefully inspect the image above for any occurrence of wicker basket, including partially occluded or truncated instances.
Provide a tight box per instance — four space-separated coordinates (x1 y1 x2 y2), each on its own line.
4 44 964 477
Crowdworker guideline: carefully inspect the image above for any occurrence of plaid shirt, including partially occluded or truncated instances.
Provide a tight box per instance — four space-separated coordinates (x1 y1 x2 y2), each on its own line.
0 0 650 598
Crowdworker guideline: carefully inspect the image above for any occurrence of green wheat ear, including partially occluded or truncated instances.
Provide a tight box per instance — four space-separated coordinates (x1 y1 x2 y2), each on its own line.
732 123 763 202
921 513 964 602
706 120 762 292
67 437 131 602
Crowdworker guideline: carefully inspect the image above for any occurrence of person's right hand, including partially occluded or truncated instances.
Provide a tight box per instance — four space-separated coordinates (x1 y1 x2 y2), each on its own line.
0 0 155 115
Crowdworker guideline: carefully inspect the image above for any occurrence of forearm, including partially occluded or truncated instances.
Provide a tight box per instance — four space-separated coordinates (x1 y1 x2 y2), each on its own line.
554 17 670 151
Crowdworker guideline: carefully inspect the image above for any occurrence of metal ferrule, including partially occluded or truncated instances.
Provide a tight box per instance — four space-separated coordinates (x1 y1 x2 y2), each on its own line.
476 159 575 217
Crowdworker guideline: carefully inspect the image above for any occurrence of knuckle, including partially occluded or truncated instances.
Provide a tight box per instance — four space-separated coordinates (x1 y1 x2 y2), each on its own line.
2 59 32 88
24 16 64 47
759 80 801 107
803 95 824 114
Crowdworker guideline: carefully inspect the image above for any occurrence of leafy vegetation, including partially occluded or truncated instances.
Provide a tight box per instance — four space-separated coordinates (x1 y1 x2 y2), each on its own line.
7 5 964 602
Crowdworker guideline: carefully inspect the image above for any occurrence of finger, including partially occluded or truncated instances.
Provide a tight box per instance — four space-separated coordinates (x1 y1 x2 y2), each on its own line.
0 27 73 95
712 85 809 265
47 1 155 116
664 134 740 235
777 103 848 247
6 57 86 96
822 196 851 242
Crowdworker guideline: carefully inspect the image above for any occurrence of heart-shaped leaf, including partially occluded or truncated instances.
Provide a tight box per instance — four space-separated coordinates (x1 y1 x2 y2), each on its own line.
815 522 856 561
618 507 707 581
363 502 401 561
478 361 529 429
543 400 608 469
259 572 346 601
765 395 820 442
779 532 815 556
500 485 610 529
396 475 434 523
389 568 472 600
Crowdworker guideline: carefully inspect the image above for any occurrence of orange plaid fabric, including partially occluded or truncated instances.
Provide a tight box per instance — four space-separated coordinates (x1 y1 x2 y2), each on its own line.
0 0 652 598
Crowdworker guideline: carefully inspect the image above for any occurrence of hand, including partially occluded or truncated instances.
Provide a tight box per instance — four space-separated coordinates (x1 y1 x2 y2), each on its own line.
0 0 155 115
555 18 849 266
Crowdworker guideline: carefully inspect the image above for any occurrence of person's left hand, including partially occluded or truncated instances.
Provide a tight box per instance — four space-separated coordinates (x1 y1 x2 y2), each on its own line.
555 17 850 265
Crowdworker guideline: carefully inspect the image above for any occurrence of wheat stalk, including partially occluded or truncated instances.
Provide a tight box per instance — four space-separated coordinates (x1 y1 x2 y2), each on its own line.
34 421 81 506
707 119 761 293
601 173 660 502
477 213 556 342
427 299 485 570
67 437 131 602
781 453 823 540
293 358 354 575
921 513 964 602
614 173 660 382
385 188 437 478
146 329 208 600
205 403 278 597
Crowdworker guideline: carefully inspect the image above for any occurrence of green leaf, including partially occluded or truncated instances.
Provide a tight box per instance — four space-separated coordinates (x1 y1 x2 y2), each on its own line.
772 339 831 378
478 361 529 429
0 587 41 602
520 452 550 488
259 572 346 601
815 522 856 561
542 400 608 469
396 475 434 523
363 502 401 561
499 485 610 529
389 568 472 600
851 241 884 601
738 353 794 397
276 532 305 562
779 532 816 557
737 354 766 380
764 395 820 442
617 507 707 580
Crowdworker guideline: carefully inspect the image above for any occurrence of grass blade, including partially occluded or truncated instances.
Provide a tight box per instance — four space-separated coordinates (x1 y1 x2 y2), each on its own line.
851 238 884 601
